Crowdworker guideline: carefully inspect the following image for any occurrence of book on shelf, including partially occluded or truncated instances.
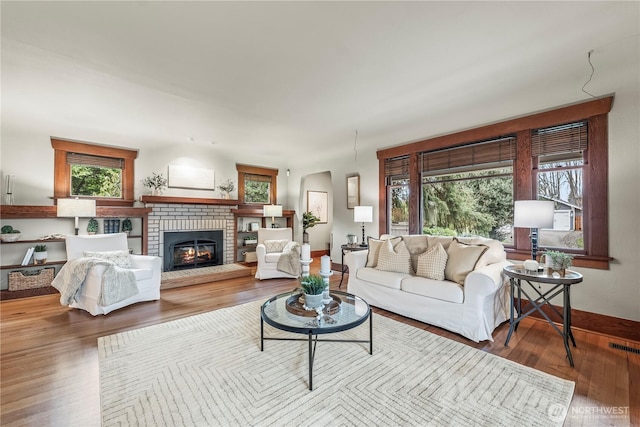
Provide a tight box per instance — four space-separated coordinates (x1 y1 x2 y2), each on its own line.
104 219 121 234
21 247 35 266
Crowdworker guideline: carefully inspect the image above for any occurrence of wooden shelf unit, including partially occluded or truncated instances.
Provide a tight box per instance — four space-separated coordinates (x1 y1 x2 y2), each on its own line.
232 208 295 262
0 205 152 254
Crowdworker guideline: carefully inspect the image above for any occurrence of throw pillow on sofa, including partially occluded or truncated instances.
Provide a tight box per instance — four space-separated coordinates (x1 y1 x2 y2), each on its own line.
416 243 448 280
376 239 412 274
444 238 488 285
366 236 402 267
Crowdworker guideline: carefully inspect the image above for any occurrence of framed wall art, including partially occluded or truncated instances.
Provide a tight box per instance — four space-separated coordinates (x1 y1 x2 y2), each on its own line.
168 164 215 190
347 175 360 209
307 191 328 223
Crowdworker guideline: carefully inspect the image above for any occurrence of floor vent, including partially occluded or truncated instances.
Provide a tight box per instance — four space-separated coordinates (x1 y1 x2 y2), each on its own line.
609 342 640 354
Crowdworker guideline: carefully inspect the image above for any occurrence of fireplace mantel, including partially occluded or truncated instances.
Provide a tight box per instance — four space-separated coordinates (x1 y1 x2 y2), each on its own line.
140 196 239 205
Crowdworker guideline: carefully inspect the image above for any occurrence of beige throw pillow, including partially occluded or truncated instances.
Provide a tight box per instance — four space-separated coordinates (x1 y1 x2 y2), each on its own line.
416 243 448 281
366 236 401 267
83 249 132 268
444 238 488 285
264 239 289 253
376 239 412 274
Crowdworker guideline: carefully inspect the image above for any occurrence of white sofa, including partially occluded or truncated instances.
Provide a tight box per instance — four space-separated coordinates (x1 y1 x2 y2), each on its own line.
345 234 511 342
255 228 298 280
63 233 162 315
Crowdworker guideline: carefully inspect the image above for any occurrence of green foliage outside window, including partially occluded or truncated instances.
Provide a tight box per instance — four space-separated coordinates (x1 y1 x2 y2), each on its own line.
422 169 513 241
71 165 122 198
244 180 270 204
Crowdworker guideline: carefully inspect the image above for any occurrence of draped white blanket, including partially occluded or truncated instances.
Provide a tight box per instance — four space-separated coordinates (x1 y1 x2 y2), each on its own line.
52 258 139 307
276 242 301 276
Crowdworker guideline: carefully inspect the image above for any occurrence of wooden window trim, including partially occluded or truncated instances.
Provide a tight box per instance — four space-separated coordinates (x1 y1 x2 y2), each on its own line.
377 96 613 269
52 138 138 207
236 163 278 207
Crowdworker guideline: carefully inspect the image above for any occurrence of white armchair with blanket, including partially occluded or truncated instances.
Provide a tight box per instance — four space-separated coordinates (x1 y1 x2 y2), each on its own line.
53 233 162 315
255 228 300 279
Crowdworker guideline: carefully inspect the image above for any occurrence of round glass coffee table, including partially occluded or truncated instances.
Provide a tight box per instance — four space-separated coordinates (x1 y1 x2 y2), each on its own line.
260 290 372 390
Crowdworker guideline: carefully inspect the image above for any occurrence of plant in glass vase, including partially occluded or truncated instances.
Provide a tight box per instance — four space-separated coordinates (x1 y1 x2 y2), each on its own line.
142 172 168 196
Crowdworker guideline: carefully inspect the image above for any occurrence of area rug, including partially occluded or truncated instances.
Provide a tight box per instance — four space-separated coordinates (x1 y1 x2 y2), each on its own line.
98 300 574 427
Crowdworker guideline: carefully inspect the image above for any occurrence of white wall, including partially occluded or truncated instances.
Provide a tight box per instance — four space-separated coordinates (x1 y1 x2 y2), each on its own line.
298 171 332 252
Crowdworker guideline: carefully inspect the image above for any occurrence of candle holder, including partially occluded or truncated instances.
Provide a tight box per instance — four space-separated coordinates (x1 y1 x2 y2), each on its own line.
318 269 333 304
319 255 333 304
300 257 313 278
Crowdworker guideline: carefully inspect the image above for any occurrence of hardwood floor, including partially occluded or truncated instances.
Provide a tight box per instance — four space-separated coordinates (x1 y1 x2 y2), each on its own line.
1 265 638 426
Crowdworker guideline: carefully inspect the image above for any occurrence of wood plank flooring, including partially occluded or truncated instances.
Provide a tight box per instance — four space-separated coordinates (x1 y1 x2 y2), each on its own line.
1 265 638 426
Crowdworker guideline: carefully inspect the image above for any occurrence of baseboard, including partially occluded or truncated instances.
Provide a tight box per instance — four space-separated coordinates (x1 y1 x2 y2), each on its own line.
519 300 640 342
311 249 329 258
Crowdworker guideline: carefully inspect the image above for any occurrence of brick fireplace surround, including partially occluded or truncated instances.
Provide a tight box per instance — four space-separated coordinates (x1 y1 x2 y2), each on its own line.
142 197 237 269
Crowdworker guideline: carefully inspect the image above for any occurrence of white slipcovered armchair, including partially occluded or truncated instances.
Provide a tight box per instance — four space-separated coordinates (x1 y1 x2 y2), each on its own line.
255 228 298 280
61 233 161 315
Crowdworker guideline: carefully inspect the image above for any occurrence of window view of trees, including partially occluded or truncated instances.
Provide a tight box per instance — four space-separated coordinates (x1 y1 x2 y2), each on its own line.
244 179 270 204
71 165 122 198
389 178 409 235
537 159 584 250
421 168 513 241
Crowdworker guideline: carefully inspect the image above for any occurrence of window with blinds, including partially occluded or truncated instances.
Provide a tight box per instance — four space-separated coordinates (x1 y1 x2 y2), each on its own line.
421 136 516 176
384 156 409 178
68 153 123 198
244 174 272 204
67 153 125 169
532 120 587 161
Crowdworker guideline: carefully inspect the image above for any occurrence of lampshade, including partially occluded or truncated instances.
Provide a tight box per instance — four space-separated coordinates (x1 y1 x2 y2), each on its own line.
263 205 283 218
57 198 97 235
354 206 373 223
57 198 96 218
513 200 554 229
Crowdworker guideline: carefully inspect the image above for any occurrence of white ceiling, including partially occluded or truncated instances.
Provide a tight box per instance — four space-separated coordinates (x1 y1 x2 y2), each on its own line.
2 1 638 163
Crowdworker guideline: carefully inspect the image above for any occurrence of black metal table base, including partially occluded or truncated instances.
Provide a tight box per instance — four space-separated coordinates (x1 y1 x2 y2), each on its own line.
505 277 577 366
261 313 373 390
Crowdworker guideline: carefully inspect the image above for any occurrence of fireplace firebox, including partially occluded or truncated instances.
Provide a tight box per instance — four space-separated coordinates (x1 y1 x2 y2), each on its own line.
163 230 224 271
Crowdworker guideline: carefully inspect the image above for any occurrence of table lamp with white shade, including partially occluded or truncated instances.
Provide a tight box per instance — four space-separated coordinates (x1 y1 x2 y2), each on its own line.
263 204 283 228
513 200 554 262
354 205 373 247
57 198 97 235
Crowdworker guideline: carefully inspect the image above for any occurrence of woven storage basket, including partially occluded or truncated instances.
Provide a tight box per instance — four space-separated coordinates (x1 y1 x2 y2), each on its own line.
244 251 257 263
8 268 55 291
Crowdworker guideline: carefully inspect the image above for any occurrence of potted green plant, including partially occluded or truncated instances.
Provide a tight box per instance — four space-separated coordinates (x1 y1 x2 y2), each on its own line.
300 274 325 309
33 244 47 265
302 211 320 244
244 235 257 245
1 225 22 242
87 218 99 235
542 250 574 277
217 179 235 199
122 218 133 235
142 172 168 196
